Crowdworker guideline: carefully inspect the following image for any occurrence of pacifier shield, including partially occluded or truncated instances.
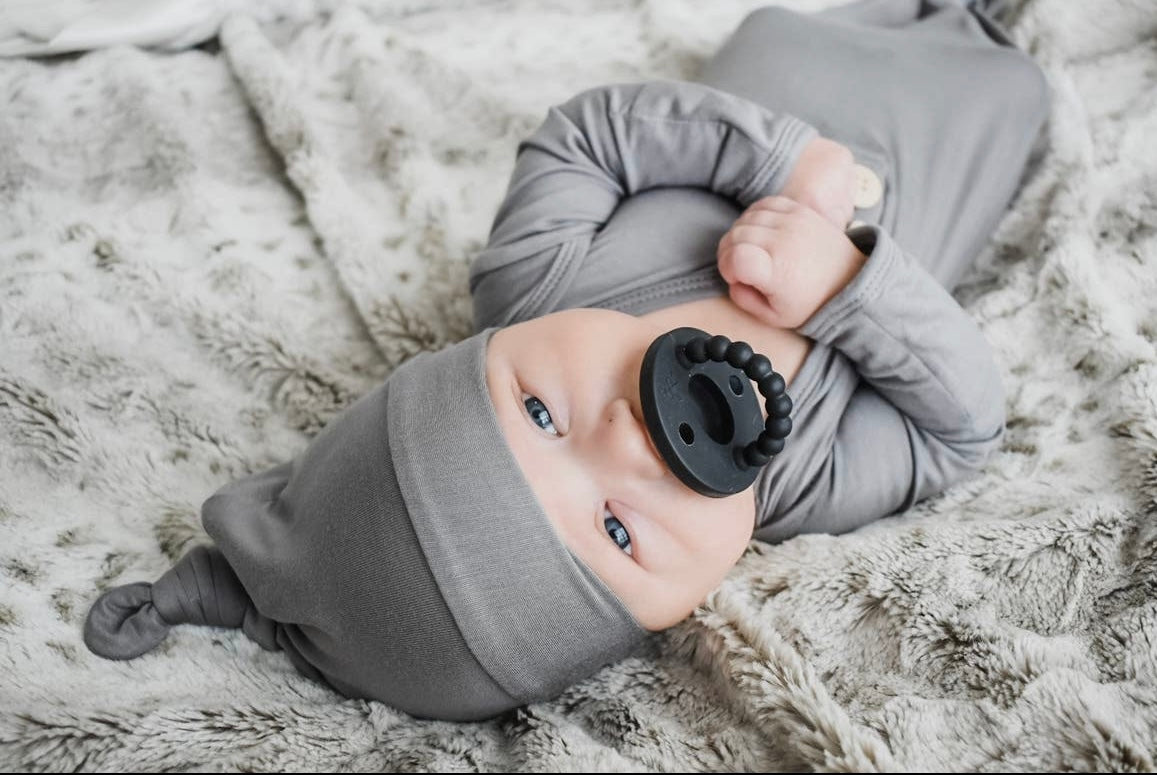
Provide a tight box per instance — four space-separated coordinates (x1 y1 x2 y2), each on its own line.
639 327 767 497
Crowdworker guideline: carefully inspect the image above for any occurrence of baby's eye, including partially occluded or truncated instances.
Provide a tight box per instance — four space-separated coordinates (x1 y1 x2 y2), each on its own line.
603 508 633 556
522 393 559 437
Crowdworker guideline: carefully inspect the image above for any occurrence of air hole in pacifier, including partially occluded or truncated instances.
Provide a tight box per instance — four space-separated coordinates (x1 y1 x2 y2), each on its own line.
688 373 735 445
679 423 695 445
729 374 744 396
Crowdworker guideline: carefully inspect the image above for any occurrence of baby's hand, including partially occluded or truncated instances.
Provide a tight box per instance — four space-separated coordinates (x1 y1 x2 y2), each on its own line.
779 136 856 229
716 196 867 330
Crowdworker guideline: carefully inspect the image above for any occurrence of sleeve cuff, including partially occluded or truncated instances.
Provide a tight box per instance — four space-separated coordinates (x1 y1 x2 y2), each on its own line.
797 224 902 342
737 114 819 207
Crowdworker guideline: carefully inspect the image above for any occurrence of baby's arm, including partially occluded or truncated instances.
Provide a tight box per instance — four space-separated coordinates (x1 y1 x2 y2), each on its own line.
720 203 1006 541
469 79 827 329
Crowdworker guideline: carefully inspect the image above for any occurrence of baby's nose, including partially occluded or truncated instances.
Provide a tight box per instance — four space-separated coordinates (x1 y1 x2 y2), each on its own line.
602 397 668 480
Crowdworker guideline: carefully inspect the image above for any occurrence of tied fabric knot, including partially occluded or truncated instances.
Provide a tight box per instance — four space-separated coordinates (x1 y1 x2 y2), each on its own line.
83 544 272 660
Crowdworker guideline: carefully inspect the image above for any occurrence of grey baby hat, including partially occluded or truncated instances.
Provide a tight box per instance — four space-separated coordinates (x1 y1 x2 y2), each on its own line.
83 327 648 722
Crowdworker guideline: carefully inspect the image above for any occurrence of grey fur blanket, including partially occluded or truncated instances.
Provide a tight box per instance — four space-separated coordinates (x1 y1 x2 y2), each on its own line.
2 0 1157 770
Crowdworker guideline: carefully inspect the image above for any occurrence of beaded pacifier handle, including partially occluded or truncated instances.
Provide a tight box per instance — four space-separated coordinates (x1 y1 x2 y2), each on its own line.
639 327 793 497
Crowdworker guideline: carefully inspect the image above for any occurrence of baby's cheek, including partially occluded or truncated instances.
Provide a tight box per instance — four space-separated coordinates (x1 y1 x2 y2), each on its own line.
710 491 757 559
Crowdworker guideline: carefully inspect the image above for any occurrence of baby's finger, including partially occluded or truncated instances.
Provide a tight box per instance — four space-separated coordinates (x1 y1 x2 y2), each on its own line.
717 222 778 262
732 207 788 230
745 195 798 215
723 223 779 253
718 241 775 291
715 241 741 284
716 226 752 261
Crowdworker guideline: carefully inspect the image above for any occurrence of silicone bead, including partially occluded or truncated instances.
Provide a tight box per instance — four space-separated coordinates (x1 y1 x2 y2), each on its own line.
725 341 754 369
743 445 770 468
765 415 793 439
758 373 786 397
745 354 774 383
767 393 793 419
706 335 731 362
756 433 785 456
685 337 708 364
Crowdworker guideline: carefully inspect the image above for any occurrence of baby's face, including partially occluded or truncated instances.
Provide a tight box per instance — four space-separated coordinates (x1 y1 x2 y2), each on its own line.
485 308 756 631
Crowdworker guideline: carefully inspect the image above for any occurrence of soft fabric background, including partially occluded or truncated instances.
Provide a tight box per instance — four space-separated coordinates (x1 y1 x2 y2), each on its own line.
1 0 1156 770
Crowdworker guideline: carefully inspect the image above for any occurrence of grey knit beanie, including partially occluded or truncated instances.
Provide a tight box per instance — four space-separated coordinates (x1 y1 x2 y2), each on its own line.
83 327 648 721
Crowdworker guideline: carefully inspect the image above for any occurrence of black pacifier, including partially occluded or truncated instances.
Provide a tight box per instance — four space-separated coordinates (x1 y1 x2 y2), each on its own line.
639 327 793 497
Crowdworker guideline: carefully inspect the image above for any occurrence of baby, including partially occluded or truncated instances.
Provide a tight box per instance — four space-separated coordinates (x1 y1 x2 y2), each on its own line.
83 0 1050 722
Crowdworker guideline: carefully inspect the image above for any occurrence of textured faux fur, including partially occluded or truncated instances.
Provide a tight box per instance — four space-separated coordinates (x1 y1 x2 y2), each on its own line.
2 0 1156 770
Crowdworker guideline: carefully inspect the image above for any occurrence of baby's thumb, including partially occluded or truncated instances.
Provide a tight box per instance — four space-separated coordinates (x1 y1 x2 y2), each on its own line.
84 544 254 660
728 281 779 329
